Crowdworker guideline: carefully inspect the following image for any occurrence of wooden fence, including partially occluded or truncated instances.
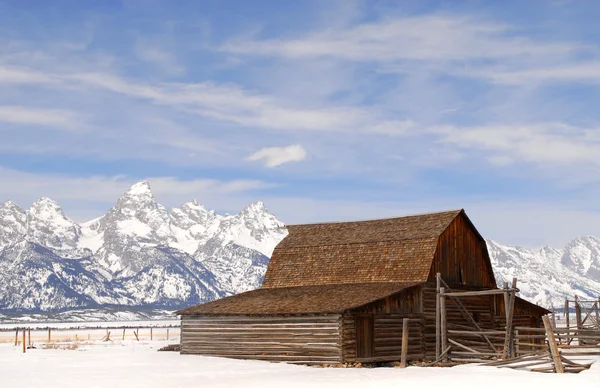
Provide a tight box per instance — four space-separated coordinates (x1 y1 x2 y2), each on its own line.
3 324 181 352
434 273 600 372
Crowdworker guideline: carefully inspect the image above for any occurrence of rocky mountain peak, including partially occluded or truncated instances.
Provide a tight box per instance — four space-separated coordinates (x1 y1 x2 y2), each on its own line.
26 197 81 250
561 235 600 278
0 200 26 217
126 181 153 196
113 182 160 216
0 200 27 248
29 197 64 217
2 200 22 209
241 201 266 213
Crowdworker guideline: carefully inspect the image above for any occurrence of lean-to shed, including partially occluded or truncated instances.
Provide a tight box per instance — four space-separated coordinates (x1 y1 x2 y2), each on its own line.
177 209 548 364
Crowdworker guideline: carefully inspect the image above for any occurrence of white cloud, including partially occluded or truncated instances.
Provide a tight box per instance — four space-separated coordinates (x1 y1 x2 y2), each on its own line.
0 66 58 84
457 62 600 85
0 105 82 130
0 167 270 219
0 66 374 133
246 145 308 167
221 14 582 62
430 123 600 166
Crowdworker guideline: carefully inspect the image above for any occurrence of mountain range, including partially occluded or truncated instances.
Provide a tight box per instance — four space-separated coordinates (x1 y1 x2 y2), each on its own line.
0 182 286 312
0 182 598 313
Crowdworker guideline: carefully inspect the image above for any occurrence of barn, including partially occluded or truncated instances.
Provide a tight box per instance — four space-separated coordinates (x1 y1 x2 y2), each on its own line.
177 209 549 364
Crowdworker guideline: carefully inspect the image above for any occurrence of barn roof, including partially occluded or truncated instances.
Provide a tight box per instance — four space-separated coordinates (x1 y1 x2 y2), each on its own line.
261 209 463 288
176 282 419 315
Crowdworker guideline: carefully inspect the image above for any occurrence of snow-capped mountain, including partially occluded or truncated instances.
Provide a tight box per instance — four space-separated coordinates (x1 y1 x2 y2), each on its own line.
0 181 287 312
487 238 600 307
0 184 598 313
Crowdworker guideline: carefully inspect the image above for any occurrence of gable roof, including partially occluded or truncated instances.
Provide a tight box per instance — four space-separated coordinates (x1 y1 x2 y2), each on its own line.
176 282 419 315
261 209 463 288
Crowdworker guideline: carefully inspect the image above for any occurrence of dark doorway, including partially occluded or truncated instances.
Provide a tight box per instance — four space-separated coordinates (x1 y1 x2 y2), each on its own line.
356 315 374 359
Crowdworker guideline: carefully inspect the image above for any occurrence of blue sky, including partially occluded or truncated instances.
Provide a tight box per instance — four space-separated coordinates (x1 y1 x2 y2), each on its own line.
1 0 600 248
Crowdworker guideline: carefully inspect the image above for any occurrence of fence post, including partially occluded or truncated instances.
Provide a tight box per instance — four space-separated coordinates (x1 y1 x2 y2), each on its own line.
28 328 31 347
167 328 169 341
542 315 564 373
502 279 516 359
15 328 19 346
565 299 570 344
575 296 582 345
596 296 600 329
22 330 26 353
150 327 153 341
440 287 448 362
400 318 409 368
48 328 51 343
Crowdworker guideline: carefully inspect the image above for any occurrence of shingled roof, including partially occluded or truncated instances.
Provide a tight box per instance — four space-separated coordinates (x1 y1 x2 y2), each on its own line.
261 209 463 288
176 282 419 315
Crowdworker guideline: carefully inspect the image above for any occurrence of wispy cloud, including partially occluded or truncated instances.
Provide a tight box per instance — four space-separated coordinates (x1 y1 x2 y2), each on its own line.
0 106 82 130
246 145 308 167
133 38 185 76
0 66 376 133
0 167 270 214
221 14 583 62
430 123 600 166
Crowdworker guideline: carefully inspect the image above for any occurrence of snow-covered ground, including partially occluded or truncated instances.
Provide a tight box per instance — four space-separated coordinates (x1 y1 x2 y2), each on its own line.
0 340 598 388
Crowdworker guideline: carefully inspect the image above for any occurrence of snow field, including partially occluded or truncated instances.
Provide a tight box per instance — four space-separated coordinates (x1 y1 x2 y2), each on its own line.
0 338 598 388
0 320 180 345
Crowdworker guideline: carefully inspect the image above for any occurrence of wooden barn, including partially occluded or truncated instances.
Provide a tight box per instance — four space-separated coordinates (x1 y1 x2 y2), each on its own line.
177 209 549 364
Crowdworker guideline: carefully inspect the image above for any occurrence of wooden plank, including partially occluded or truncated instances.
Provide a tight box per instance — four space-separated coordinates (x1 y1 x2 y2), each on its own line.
400 318 409 368
542 315 564 373
443 289 519 297
448 339 483 354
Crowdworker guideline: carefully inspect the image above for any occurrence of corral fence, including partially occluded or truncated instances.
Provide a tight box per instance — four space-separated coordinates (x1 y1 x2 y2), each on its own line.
433 273 600 373
1 323 181 351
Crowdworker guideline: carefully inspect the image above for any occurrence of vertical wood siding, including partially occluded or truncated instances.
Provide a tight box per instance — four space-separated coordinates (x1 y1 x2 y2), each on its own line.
428 214 495 287
181 314 343 364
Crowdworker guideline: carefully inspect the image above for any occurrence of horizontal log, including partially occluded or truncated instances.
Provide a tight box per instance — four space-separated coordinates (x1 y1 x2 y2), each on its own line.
186 314 340 320
182 328 341 334
182 346 341 353
182 352 342 361
447 330 506 335
356 354 424 363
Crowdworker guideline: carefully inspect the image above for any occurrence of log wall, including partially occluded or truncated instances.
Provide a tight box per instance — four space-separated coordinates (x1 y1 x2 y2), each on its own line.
342 313 425 362
181 314 343 364
342 286 425 362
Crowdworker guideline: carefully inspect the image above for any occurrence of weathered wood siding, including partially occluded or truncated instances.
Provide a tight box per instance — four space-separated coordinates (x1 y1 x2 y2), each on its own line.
181 314 342 364
342 286 425 362
428 214 495 287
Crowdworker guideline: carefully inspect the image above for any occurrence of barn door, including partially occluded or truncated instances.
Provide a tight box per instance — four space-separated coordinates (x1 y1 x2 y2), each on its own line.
355 315 374 359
